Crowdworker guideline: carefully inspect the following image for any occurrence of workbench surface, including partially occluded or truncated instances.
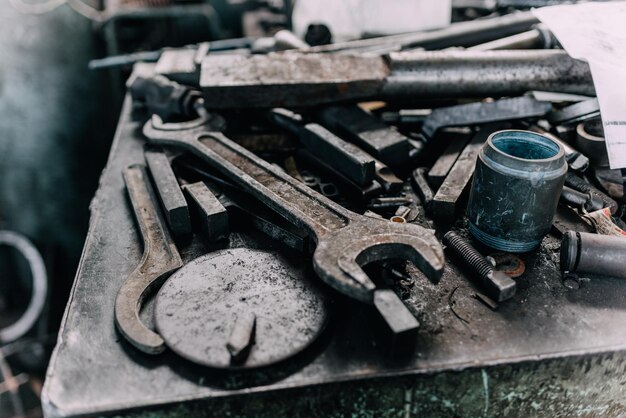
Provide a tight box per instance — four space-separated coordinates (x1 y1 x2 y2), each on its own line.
42 97 626 417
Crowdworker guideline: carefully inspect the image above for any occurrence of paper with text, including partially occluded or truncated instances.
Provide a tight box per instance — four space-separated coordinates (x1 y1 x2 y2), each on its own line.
534 2 626 168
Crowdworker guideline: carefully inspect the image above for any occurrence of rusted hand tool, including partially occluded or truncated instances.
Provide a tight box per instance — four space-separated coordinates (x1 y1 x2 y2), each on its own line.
114 165 183 354
199 50 593 108
143 114 445 335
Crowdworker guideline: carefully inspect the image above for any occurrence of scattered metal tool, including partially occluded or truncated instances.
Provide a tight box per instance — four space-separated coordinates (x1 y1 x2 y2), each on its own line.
129 75 204 122
575 119 609 168
270 108 376 186
199 50 593 108
560 186 605 214
468 25 554 51
432 124 507 222
145 148 191 237
271 109 403 193
226 312 256 363
305 11 540 54
410 168 434 211
443 231 517 302
427 131 473 189
143 115 445 335
154 248 330 368
182 182 229 241
547 98 600 126
317 105 411 166
367 196 414 211
295 149 384 203
561 231 626 279
88 38 253 70
565 172 618 215
421 96 552 139
115 165 183 354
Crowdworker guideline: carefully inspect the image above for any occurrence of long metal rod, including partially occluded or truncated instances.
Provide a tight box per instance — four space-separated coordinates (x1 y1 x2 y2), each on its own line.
306 11 538 53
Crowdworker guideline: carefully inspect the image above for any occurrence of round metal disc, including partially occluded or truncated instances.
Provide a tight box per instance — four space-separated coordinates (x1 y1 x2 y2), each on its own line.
155 248 329 369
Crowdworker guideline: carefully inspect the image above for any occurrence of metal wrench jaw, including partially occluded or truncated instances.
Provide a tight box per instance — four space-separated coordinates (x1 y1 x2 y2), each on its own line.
313 219 445 303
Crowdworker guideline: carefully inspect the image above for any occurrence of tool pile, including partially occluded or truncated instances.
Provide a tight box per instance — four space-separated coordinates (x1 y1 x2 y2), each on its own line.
114 10 625 372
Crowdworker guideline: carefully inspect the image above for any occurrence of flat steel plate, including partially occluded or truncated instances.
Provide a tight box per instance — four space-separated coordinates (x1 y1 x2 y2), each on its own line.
155 249 329 369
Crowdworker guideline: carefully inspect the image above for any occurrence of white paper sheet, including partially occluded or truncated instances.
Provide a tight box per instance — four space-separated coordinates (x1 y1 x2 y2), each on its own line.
534 2 626 169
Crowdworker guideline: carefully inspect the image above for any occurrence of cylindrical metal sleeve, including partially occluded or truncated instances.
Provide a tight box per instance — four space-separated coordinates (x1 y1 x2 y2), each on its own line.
561 231 626 278
383 50 594 98
466 130 568 252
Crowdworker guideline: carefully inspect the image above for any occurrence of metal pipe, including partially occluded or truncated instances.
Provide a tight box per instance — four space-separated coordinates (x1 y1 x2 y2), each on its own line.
561 231 626 279
468 26 553 50
382 50 594 99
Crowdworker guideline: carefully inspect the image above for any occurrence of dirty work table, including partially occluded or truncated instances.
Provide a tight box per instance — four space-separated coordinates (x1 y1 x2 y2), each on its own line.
42 97 626 417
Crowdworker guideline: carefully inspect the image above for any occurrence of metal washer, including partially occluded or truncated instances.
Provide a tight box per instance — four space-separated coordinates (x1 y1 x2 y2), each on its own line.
155 248 330 369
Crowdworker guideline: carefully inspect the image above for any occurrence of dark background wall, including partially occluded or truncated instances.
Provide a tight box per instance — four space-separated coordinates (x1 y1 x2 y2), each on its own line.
0 2 116 329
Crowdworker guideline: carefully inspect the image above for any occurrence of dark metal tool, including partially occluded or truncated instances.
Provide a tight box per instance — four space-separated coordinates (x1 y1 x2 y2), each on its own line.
561 231 626 279
154 249 330 368
199 50 593 108
295 149 385 203
443 231 517 302
431 125 507 221
182 182 229 241
88 38 253 70
427 130 473 189
115 165 183 354
547 98 600 126
145 148 191 237
575 119 609 168
410 168 434 211
271 109 403 192
270 108 376 186
317 105 411 166
143 114 444 309
565 172 618 215
560 186 605 213
421 96 552 139
468 25 554 51
305 11 539 54
129 75 203 122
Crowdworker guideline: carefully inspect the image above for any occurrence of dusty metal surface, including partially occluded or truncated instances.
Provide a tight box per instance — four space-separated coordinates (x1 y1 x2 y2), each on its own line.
155 248 330 369
43 98 626 417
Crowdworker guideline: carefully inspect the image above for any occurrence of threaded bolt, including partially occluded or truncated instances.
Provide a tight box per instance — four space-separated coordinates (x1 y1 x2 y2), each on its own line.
443 231 517 302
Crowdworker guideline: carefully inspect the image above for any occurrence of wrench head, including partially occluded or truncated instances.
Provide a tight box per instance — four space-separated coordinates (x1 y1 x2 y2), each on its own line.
313 218 445 303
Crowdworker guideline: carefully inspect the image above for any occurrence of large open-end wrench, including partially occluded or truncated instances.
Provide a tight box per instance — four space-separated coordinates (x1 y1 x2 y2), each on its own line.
143 114 444 304
115 165 183 354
